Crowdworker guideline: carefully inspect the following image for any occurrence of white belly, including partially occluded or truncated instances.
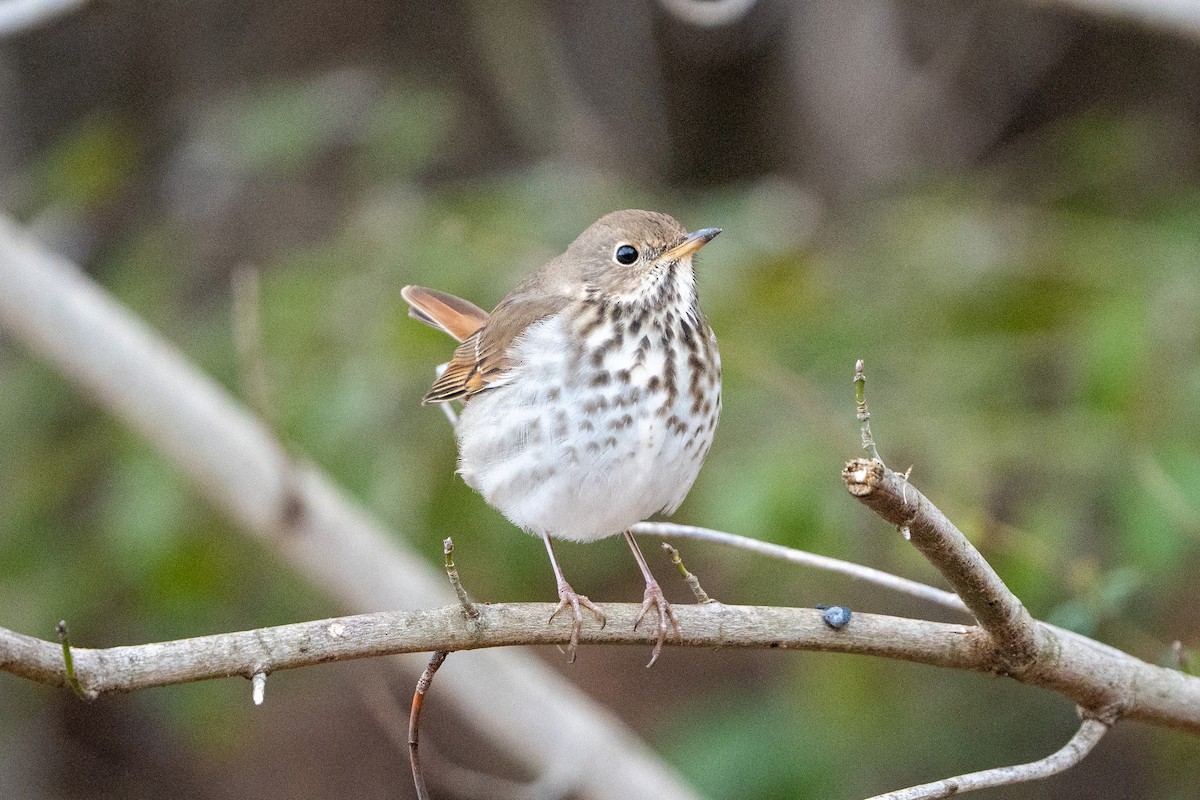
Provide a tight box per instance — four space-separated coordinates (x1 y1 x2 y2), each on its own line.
455 312 720 542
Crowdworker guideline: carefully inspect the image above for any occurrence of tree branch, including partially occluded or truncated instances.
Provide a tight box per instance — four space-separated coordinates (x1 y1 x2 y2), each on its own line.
866 717 1111 799
844 458 1043 673
839 456 1200 734
0 606 986 695
4 603 1199 736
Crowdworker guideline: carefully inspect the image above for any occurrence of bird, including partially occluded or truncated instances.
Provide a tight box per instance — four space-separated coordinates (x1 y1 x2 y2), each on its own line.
402 209 721 666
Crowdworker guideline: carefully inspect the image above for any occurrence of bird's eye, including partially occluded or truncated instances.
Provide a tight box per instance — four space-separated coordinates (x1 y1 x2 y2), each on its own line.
614 244 639 265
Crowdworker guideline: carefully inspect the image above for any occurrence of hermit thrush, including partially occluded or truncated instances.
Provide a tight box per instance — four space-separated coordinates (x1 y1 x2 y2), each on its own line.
403 210 721 666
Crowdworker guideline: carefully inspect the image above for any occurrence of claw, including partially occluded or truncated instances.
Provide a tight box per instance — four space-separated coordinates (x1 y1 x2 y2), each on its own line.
634 580 681 668
549 581 605 662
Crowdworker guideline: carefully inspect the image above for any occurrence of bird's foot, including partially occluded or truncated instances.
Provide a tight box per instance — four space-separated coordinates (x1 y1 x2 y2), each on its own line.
634 579 682 668
549 581 606 662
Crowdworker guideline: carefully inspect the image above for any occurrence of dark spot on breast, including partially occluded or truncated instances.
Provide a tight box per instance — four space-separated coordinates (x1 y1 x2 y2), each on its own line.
590 371 611 387
578 310 605 339
613 387 640 408
603 436 618 449
634 336 651 366
662 347 678 406
610 414 633 430
616 369 631 384
590 335 621 367
630 318 641 334
583 397 609 414
579 419 594 432
546 387 561 401
647 375 662 392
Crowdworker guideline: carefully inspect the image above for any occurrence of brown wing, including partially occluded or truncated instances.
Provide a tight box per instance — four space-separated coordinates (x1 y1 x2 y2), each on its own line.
421 292 572 404
401 285 489 343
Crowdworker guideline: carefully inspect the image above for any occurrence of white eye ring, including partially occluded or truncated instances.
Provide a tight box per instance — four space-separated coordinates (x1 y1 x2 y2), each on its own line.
614 243 639 265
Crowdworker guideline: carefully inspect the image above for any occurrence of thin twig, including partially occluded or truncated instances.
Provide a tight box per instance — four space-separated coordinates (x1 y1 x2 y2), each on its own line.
362 670 540 800
410 650 449 800
55 621 85 700
854 358 881 462
662 542 715 604
444 537 480 619
633 521 967 616
866 717 1111 799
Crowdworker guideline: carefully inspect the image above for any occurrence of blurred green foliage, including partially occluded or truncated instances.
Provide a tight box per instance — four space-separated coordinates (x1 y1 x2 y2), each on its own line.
2 74 1199 798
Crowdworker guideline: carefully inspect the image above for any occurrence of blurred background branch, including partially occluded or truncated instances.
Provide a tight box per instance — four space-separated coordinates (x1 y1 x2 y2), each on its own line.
0 0 87 38
1038 0 1200 38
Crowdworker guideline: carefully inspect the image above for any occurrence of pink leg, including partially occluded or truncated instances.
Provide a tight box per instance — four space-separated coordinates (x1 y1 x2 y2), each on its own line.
543 533 605 661
624 530 682 668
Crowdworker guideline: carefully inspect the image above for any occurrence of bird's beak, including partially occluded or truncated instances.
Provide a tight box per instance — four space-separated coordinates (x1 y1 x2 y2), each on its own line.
661 227 721 261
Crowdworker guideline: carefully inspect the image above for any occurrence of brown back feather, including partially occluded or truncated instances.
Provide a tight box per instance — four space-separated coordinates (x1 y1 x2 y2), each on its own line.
421 291 572 404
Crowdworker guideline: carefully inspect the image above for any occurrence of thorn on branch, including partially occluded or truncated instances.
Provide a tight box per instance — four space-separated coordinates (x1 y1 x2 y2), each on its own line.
410 650 450 800
1173 640 1192 673
251 671 268 706
56 620 86 700
661 542 717 604
443 538 480 620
